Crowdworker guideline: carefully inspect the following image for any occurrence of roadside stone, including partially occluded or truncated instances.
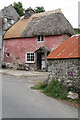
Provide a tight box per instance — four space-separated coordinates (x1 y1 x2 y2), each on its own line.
67 91 79 100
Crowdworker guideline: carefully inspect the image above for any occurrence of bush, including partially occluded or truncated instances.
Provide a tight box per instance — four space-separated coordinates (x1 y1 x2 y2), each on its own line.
43 78 68 100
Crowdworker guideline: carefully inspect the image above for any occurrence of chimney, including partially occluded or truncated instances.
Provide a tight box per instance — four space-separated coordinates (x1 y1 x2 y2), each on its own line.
24 7 35 19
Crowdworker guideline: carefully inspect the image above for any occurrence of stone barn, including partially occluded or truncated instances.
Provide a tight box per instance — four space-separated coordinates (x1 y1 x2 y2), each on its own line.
47 35 80 88
4 8 75 71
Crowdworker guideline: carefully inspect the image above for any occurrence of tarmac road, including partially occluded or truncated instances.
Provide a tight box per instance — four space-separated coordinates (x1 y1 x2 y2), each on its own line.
2 72 79 118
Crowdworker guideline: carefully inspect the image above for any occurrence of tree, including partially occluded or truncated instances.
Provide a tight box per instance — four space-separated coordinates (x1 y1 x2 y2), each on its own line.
13 2 24 16
34 6 45 13
74 28 80 34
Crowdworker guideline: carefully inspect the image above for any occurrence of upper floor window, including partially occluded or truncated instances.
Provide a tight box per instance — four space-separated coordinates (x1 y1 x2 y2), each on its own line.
37 35 44 42
26 52 34 63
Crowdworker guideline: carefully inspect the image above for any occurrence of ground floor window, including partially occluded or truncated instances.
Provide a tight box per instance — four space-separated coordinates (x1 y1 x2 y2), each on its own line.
26 52 34 63
6 53 10 57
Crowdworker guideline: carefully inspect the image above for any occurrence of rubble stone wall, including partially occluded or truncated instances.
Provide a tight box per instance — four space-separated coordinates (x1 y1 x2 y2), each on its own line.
48 58 80 88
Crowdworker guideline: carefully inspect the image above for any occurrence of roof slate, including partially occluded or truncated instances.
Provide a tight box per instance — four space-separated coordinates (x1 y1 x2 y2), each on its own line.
2 5 20 22
47 35 80 59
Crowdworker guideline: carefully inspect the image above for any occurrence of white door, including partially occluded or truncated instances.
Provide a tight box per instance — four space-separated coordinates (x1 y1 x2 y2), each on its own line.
41 54 45 70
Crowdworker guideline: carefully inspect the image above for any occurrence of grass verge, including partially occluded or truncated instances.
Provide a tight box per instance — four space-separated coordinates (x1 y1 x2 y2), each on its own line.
31 78 80 106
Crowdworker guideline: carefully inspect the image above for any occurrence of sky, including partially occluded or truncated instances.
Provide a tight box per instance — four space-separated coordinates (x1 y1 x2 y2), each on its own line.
0 0 80 28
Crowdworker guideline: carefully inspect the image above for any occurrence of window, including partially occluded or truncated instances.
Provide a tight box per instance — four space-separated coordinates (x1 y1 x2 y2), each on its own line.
26 52 34 63
37 35 44 42
6 53 9 57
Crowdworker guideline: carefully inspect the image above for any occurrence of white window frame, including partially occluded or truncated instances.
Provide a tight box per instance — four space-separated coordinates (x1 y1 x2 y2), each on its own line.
26 52 35 63
37 35 44 42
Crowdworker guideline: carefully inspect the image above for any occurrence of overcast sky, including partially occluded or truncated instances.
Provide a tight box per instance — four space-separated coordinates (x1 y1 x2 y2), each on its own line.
0 0 80 28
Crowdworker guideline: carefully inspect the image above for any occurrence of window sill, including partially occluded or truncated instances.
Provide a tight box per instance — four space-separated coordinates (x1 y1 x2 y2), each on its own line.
37 41 44 43
26 61 35 64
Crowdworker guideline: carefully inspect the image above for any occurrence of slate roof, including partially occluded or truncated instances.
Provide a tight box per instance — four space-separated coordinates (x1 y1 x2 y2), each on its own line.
47 35 80 59
4 8 75 39
1 5 20 22
1 5 20 35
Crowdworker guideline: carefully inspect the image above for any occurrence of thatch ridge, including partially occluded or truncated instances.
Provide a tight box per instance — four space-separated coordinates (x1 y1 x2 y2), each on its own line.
32 8 63 18
21 12 75 37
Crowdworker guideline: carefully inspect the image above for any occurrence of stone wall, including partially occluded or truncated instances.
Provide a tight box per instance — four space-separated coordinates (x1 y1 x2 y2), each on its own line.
48 58 80 88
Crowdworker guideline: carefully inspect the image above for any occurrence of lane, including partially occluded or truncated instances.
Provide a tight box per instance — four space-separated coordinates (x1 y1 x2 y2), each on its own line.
2 74 78 118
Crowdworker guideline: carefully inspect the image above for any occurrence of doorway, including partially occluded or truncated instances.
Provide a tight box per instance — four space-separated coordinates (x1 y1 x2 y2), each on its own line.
37 53 45 70
35 46 50 71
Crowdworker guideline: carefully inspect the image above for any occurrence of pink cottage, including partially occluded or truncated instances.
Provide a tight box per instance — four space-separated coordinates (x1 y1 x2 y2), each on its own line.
4 8 75 71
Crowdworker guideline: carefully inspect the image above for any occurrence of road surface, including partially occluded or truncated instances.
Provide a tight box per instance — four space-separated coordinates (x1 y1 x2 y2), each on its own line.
2 73 79 118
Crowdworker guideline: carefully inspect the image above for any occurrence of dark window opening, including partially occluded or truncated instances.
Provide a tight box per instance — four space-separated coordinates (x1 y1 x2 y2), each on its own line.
37 35 44 42
6 53 9 57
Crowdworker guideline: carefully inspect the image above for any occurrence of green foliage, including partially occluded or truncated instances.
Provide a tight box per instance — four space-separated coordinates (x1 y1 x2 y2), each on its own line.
4 6 6 8
74 28 80 34
31 81 46 90
31 77 79 105
69 83 79 94
34 6 45 13
13 2 24 16
43 78 68 100
67 98 80 105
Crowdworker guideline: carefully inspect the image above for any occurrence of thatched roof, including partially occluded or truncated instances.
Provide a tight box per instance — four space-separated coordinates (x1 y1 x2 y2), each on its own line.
4 8 75 39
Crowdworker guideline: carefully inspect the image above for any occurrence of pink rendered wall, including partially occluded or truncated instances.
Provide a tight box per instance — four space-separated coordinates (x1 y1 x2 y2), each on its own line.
4 34 70 65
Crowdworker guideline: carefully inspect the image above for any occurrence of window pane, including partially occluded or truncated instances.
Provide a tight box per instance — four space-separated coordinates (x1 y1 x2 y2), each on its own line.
37 36 40 41
27 53 30 56
41 35 44 41
6 53 9 57
37 35 44 42
27 55 30 58
26 52 34 62
27 58 30 61
27 53 30 61
31 53 34 56
31 56 34 61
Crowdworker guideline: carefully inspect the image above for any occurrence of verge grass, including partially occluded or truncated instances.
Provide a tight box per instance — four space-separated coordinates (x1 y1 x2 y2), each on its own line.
31 77 80 106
